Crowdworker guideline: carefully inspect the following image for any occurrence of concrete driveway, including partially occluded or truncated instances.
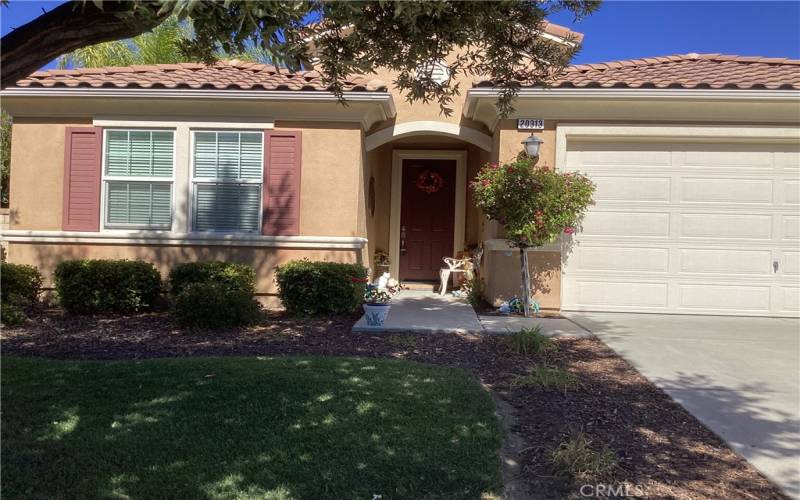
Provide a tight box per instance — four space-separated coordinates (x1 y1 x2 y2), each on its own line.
566 312 800 499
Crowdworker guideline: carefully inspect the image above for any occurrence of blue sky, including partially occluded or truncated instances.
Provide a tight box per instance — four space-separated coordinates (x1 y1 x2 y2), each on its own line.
2 0 799 70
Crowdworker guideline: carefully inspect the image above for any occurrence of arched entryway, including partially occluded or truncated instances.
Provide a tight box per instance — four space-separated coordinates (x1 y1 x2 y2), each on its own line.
364 127 492 283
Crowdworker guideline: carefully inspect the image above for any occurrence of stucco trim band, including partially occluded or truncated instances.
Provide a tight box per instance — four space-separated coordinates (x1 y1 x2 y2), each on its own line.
554 124 800 171
365 121 493 152
465 88 800 116
1 231 368 249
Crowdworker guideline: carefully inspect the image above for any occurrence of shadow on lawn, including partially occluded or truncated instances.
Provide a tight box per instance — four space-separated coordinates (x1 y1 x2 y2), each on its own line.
2 356 501 500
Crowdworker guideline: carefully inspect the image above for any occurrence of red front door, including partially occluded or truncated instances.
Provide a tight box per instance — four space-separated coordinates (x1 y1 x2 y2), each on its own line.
399 159 456 281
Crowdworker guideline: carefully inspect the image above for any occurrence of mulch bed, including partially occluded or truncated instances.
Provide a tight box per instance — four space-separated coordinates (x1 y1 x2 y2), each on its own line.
2 308 787 499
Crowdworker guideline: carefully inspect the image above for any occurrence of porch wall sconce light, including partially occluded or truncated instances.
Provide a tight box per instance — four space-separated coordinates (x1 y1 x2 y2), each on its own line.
521 133 544 160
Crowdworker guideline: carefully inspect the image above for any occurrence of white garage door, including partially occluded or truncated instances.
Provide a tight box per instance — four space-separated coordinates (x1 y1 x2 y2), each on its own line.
562 137 800 317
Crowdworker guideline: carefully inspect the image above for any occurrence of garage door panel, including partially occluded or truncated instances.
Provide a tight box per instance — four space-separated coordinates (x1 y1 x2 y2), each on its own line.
583 211 670 237
593 176 671 202
682 143 777 170
678 284 771 312
775 147 800 169
680 213 772 239
782 216 800 239
681 178 773 204
679 248 772 275
782 252 800 276
566 142 671 169
562 134 800 317
783 288 800 312
784 180 800 204
576 246 669 273
570 280 668 309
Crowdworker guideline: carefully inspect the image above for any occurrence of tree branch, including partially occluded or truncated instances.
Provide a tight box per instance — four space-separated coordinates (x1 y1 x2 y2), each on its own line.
0 0 169 88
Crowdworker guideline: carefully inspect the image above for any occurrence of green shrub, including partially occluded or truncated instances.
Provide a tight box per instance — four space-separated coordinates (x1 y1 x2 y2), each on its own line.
53 259 161 314
173 282 262 329
169 261 256 296
275 260 368 316
1 262 43 305
464 275 484 307
505 326 557 357
1 303 28 327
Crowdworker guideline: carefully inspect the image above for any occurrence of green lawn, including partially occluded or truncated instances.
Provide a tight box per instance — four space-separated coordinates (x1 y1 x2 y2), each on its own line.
2 356 502 500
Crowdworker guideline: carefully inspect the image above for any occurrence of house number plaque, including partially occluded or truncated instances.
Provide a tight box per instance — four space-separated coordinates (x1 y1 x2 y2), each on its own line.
517 118 545 130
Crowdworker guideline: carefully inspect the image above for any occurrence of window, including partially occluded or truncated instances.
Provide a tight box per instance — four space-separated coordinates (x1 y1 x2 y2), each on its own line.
191 131 263 232
103 130 174 229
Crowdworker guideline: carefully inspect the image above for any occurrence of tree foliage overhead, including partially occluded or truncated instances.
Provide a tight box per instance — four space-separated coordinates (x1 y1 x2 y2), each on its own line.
57 15 193 69
57 16 274 69
1 0 599 115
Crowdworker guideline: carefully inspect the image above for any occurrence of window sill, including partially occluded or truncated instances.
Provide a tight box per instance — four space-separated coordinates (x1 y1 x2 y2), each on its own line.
0 230 368 249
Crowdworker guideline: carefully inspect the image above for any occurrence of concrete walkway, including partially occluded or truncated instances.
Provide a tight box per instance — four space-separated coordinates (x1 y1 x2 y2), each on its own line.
568 312 800 499
352 290 592 336
352 290 483 333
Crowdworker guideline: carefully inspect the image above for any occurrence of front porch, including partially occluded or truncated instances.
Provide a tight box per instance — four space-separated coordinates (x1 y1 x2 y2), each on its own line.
362 122 565 315
352 289 591 336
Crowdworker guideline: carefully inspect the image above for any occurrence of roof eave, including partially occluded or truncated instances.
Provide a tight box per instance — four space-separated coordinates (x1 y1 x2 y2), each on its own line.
464 87 800 119
1 87 397 129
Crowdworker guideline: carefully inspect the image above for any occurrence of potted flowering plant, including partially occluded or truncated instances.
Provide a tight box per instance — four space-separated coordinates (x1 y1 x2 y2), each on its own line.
363 284 394 327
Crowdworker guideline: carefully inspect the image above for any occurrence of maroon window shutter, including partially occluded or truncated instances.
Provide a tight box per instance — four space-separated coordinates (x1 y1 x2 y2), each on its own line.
62 127 102 231
262 130 302 236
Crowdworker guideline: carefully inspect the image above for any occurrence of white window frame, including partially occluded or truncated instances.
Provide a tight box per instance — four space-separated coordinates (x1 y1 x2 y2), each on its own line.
101 128 177 231
188 129 265 235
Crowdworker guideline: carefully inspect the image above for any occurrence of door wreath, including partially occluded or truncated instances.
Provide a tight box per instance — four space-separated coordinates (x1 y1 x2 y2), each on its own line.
415 169 445 194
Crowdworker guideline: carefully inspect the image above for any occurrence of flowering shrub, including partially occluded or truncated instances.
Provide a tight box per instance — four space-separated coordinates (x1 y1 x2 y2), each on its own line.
363 284 394 305
472 154 594 316
472 155 595 248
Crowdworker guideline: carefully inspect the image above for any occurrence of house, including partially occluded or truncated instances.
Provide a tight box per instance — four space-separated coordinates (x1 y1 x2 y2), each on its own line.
2 23 799 317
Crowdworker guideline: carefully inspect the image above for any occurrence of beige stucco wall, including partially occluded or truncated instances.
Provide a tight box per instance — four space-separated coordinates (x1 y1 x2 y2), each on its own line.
9 118 365 237
275 121 364 237
483 249 561 311
367 53 487 134
9 118 94 230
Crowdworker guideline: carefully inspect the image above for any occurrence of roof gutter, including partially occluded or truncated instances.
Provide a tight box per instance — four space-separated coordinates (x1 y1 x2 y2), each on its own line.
464 87 800 119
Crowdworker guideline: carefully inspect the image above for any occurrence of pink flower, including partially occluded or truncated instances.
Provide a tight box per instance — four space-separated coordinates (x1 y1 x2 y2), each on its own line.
490 162 500 169
506 166 514 174
563 227 575 234
482 179 491 186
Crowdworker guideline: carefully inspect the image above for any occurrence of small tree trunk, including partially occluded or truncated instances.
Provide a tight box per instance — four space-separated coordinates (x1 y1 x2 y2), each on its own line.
519 246 531 317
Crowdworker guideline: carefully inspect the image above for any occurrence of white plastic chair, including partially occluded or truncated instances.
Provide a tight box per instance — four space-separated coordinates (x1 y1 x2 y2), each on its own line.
439 257 473 296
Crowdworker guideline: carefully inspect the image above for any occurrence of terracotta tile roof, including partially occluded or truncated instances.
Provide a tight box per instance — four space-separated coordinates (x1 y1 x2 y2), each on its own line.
540 21 584 44
14 60 388 92
474 53 800 90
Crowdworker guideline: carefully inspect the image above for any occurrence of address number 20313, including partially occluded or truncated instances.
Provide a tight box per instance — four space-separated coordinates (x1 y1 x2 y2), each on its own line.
517 118 544 130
